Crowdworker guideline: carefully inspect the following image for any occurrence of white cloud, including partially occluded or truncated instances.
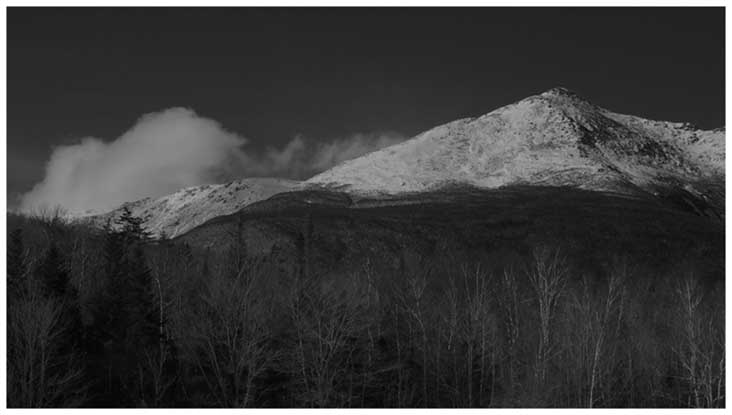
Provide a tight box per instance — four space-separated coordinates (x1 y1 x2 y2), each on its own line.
20 107 405 214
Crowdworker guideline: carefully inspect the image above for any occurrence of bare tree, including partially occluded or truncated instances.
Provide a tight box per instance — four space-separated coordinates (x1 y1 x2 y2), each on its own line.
497 265 522 403
192 260 273 407
673 272 725 408
401 265 430 407
441 263 496 407
526 246 568 391
566 260 625 407
288 271 367 407
7 294 86 407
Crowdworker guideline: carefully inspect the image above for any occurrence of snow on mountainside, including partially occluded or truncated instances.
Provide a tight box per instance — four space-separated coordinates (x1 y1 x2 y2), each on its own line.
307 87 725 198
83 178 301 238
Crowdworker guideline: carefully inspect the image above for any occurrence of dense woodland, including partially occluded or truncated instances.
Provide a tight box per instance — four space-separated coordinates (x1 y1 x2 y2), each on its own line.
6 207 725 408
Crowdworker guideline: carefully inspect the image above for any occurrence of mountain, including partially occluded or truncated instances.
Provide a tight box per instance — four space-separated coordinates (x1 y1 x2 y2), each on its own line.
87 87 724 238
83 178 301 238
307 87 724 207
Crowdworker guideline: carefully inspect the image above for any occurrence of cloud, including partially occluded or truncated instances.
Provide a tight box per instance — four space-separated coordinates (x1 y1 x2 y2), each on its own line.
242 133 405 179
19 107 405 215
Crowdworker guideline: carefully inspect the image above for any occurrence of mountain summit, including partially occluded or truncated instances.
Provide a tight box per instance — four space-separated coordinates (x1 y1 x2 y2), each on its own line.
307 88 724 201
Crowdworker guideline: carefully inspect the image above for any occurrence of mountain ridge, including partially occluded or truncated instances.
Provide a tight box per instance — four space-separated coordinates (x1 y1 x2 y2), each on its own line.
85 87 725 238
81 177 301 238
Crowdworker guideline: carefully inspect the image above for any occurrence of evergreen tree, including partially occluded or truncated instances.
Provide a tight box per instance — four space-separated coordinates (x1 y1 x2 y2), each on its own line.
8 228 26 298
86 208 162 405
39 242 70 299
225 215 247 276
117 206 152 242
34 239 86 406
122 243 158 348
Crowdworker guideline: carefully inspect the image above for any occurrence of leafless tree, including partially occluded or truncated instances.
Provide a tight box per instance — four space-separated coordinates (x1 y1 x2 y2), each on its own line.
401 264 430 407
288 271 367 407
191 260 273 407
497 264 522 403
7 294 86 407
673 272 725 408
526 246 568 390
440 263 496 407
566 259 626 407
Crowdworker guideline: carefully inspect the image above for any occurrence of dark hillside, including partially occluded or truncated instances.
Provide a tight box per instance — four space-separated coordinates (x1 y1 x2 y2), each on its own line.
179 186 724 286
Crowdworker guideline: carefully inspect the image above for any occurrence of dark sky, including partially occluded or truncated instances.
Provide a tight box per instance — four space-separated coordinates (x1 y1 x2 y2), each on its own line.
7 7 725 202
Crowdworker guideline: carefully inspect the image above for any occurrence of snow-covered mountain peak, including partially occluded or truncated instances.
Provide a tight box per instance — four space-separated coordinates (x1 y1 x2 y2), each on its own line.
307 88 724 197
535 87 596 107
541 86 579 96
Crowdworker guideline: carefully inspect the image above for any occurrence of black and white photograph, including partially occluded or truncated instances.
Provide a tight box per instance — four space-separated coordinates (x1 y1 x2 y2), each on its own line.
4 5 727 408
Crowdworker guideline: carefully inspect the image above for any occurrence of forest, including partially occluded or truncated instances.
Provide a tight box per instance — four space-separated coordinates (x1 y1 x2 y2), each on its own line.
6 207 725 408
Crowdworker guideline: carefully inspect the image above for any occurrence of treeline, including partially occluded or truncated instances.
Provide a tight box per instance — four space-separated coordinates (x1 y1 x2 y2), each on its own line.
6 210 725 407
